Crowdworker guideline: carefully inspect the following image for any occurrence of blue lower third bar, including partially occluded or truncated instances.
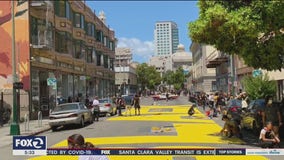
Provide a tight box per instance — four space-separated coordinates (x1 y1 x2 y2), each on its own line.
216 149 246 155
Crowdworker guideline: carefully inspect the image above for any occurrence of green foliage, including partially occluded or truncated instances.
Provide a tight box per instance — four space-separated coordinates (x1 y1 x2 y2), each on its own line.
163 67 186 90
136 63 161 90
162 70 175 85
189 0 284 71
241 73 277 100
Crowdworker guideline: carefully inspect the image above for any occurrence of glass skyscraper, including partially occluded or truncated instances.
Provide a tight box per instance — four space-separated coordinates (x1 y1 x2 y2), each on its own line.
154 21 179 56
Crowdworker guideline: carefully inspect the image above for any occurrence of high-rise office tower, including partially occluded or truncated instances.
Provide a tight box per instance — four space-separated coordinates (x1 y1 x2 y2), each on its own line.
154 21 179 56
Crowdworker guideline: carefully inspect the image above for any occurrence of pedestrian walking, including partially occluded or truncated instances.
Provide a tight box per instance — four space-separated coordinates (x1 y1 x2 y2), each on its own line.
92 96 100 121
166 92 169 102
132 94 141 116
201 93 207 111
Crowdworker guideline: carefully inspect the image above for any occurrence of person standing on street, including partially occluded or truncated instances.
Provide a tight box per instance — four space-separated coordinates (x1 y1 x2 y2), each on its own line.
133 94 141 116
166 92 169 102
92 96 100 121
116 95 124 116
262 96 282 139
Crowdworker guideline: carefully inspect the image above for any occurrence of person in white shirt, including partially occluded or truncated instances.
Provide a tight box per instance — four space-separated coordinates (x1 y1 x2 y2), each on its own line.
259 121 280 148
92 96 100 121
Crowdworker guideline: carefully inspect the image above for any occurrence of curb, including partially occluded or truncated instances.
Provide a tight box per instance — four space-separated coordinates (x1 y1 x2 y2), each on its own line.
26 127 51 136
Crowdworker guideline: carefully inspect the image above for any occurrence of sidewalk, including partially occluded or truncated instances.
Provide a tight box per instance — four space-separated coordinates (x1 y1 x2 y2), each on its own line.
0 119 50 147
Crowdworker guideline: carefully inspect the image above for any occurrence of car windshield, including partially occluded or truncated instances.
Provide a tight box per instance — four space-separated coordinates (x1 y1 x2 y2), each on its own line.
99 99 111 103
53 104 79 112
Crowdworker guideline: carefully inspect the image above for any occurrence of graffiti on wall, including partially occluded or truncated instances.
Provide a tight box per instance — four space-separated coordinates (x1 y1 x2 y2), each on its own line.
0 1 30 91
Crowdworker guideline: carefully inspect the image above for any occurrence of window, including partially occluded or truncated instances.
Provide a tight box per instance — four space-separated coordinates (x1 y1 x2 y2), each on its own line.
103 36 107 46
104 55 108 68
80 14 85 29
92 49 97 65
30 16 53 47
110 41 113 51
66 1 71 20
73 40 85 59
96 30 103 42
74 13 81 28
86 47 93 63
55 1 65 17
86 22 94 36
55 31 72 55
96 52 102 66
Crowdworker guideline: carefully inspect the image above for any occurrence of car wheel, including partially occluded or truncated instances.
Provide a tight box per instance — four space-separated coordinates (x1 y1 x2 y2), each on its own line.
51 126 57 132
80 117 85 128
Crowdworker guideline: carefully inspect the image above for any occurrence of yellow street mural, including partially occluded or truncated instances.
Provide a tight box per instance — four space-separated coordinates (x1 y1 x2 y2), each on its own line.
30 105 267 160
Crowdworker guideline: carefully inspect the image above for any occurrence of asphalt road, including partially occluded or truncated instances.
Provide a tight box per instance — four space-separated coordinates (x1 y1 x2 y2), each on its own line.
1 95 283 160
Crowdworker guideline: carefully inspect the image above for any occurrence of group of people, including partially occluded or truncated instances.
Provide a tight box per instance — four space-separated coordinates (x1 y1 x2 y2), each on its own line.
87 94 142 121
115 94 141 116
190 90 283 148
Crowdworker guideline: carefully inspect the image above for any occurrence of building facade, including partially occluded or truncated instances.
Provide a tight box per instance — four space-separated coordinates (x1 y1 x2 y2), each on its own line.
190 42 216 93
114 48 137 95
0 1 116 119
172 44 192 89
206 51 230 94
148 56 172 77
154 21 179 56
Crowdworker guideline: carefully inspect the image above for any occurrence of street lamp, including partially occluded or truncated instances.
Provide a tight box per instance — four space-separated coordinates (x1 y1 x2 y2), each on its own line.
10 1 20 135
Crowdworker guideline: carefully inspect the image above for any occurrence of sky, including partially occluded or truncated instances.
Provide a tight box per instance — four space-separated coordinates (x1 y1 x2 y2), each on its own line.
86 1 199 63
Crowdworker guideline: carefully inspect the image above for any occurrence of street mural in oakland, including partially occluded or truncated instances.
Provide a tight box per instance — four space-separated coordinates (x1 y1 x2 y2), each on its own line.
0 1 30 91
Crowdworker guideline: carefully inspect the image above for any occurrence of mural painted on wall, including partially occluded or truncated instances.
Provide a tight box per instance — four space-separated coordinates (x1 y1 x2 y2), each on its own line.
0 1 30 91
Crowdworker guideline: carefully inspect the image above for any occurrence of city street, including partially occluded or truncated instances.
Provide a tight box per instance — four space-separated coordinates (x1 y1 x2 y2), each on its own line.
1 96 282 160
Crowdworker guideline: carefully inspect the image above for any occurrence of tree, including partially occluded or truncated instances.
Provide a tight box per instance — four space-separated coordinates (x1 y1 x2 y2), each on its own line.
136 63 161 90
162 70 174 86
241 73 277 100
188 0 284 71
172 67 185 90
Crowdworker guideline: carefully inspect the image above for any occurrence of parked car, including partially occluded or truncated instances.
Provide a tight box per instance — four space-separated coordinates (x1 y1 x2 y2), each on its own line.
96 99 117 116
240 99 265 135
49 102 93 131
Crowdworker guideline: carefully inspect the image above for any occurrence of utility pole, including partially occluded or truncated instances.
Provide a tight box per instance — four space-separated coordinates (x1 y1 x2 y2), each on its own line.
230 54 236 97
10 1 20 135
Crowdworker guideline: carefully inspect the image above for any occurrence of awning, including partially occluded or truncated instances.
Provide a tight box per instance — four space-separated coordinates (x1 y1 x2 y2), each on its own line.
206 56 228 68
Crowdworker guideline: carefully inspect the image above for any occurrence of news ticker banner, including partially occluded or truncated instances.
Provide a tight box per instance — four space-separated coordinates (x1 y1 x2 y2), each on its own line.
12 136 284 156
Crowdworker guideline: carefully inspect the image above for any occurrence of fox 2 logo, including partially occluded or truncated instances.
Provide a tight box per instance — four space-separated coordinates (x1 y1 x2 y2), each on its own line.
13 136 46 150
